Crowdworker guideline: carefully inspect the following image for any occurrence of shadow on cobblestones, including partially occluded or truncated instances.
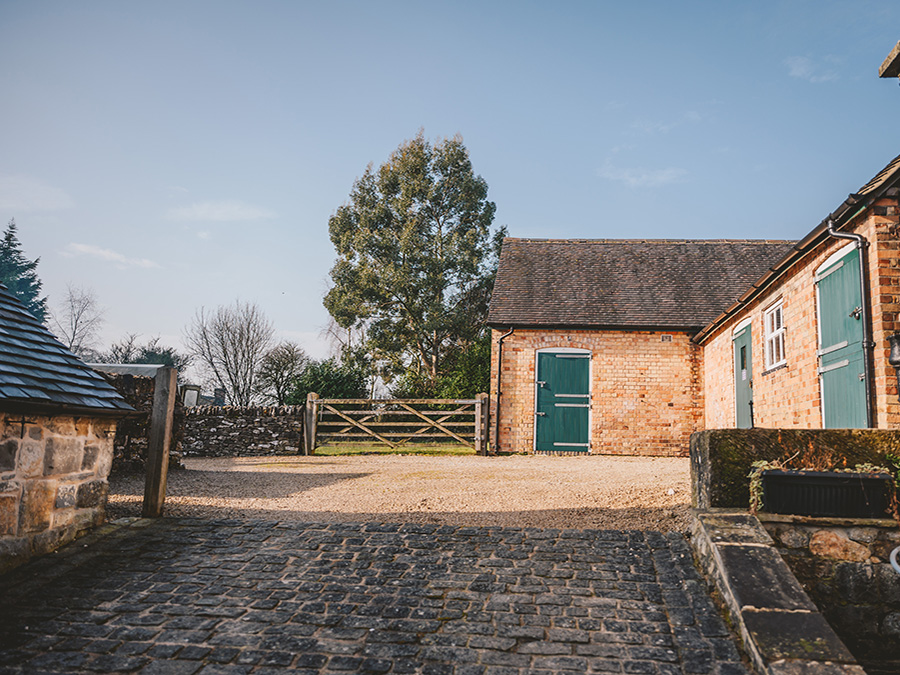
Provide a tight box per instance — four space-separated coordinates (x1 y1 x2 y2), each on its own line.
110 469 372 500
0 518 748 674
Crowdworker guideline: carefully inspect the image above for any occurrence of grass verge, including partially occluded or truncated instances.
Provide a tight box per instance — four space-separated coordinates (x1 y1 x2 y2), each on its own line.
313 443 476 457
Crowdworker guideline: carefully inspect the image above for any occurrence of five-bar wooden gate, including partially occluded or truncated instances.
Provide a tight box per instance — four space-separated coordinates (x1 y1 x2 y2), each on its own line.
302 393 489 455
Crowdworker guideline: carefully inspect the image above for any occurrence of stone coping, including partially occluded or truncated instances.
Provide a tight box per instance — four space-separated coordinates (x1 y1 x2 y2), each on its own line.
691 509 866 675
756 512 898 529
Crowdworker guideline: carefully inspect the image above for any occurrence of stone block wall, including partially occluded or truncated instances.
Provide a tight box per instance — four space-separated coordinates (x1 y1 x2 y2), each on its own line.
0 413 117 573
690 428 900 510
490 328 703 456
702 199 900 430
763 518 900 673
182 406 304 457
97 372 185 473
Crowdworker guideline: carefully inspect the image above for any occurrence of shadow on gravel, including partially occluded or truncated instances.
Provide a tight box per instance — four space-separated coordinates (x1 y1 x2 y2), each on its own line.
106 501 690 532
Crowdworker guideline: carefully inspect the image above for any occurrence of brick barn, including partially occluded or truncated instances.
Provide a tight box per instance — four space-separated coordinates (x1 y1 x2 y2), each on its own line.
0 284 132 572
488 153 900 456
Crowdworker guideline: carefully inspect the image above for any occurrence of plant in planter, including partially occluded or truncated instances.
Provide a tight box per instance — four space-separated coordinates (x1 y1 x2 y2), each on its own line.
748 449 898 522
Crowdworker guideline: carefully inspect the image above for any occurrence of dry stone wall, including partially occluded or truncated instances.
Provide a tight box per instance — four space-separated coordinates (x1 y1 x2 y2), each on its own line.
0 413 117 572
182 406 304 457
97 372 185 473
764 518 900 674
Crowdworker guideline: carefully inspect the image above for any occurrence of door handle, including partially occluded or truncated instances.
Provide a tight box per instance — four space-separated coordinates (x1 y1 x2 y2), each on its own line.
535 412 546 417
536 381 546 388
850 306 862 320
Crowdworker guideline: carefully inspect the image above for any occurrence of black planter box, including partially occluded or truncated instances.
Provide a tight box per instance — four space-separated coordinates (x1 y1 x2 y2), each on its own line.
761 469 894 518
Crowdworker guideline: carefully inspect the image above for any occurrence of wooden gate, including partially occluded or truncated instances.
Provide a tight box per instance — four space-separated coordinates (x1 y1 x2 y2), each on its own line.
303 393 489 455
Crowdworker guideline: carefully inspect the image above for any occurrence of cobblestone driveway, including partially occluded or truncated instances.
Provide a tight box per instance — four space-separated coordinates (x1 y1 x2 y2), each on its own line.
0 518 748 674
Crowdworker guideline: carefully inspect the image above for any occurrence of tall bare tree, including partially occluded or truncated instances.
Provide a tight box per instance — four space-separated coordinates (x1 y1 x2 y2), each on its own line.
256 341 308 404
51 285 104 357
183 300 274 406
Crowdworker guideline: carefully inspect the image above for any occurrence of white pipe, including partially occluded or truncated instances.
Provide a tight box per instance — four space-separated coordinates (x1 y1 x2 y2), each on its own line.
891 546 900 575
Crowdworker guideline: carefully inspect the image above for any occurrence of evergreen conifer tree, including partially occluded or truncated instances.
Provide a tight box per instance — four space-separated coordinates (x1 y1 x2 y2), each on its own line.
0 218 48 322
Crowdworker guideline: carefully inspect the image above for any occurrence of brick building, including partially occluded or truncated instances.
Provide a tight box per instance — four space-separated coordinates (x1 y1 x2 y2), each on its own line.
488 153 900 455
0 284 132 572
697 154 900 432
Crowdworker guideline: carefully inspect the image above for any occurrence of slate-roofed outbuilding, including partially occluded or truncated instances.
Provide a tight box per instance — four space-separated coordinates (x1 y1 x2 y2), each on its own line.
487 238 797 331
0 283 131 415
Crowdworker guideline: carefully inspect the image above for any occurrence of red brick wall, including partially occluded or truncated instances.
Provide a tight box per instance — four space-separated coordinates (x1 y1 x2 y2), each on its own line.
490 328 702 456
702 199 900 429
866 199 900 426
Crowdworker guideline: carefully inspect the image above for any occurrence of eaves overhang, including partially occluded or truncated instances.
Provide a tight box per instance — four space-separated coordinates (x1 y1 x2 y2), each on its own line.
880 40 900 78
0 400 135 419
487 322 702 334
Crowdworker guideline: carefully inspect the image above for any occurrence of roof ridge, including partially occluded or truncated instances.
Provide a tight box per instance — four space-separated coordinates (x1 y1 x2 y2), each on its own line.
504 238 798 244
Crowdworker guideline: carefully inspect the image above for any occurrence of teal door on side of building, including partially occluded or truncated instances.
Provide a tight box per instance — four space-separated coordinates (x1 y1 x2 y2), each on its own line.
817 248 867 428
535 352 590 453
733 325 753 428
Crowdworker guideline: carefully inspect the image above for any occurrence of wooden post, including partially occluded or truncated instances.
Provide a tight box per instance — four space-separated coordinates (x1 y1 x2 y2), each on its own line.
475 392 489 456
142 367 177 518
303 392 319 455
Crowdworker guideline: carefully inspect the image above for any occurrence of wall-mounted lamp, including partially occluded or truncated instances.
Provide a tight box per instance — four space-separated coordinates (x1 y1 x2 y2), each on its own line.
888 334 900 397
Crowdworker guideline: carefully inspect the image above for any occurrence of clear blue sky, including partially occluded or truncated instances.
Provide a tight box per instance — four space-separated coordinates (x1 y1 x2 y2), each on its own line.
1 1 898 369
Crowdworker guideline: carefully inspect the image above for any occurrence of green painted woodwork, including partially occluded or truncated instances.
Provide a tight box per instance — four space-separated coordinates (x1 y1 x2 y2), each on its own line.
817 248 866 428
733 326 753 429
536 352 590 453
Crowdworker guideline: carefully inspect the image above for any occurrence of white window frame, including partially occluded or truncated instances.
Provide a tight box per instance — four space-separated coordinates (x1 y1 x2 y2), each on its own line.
763 301 786 370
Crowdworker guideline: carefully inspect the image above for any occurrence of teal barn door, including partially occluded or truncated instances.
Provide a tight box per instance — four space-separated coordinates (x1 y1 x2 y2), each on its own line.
733 325 753 428
535 352 590 452
817 248 867 428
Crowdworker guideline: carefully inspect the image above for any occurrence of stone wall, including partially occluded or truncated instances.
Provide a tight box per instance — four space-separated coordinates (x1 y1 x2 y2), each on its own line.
98 372 185 473
490 328 702 456
701 199 900 429
763 516 900 673
182 406 304 457
691 512 864 674
690 428 900 509
0 413 117 573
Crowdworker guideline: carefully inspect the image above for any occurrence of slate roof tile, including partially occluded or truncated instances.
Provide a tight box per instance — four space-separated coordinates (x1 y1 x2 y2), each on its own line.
487 238 797 330
0 283 132 414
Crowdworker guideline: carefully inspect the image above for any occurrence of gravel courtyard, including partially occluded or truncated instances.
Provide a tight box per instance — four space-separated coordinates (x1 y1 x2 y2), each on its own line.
108 454 691 532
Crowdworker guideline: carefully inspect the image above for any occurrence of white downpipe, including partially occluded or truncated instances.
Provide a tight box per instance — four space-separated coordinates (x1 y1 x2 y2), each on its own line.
891 546 900 575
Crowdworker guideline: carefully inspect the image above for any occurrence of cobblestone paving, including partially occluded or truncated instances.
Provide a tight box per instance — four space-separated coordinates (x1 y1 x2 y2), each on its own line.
0 519 749 674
